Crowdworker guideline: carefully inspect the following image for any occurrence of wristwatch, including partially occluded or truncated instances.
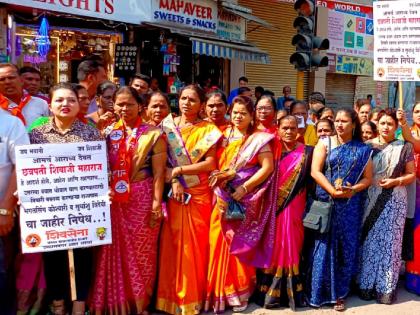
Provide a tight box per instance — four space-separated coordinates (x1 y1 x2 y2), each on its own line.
0 208 11 216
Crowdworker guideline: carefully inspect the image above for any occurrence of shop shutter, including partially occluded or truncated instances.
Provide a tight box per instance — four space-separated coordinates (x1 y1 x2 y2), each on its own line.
325 73 356 109
239 0 309 100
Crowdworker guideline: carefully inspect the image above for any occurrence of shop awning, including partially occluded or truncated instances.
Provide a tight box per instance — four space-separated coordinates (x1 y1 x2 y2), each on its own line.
191 37 270 64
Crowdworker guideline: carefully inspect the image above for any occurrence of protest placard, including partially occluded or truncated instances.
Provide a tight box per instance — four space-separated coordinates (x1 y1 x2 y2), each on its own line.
373 0 420 81
15 141 112 253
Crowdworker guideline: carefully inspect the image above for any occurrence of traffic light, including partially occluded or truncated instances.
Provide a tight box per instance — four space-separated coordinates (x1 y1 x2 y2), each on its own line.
290 0 329 71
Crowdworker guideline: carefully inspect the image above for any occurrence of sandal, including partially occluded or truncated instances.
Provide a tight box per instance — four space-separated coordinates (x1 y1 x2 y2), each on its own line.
232 302 248 313
333 299 346 312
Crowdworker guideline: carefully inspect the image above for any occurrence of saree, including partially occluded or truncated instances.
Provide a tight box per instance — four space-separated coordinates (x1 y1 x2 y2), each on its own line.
205 129 274 313
254 144 313 310
305 138 371 307
90 123 164 314
406 126 420 295
358 140 414 304
156 120 222 315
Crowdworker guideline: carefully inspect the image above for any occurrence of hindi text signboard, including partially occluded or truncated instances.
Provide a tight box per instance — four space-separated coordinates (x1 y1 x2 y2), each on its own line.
16 141 112 253
373 0 420 81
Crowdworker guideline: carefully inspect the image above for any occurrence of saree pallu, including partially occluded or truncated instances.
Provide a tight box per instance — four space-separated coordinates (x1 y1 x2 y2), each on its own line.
305 139 371 307
219 132 276 268
157 121 222 315
254 144 312 310
90 178 159 314
205 131 273 313
358 140 413 304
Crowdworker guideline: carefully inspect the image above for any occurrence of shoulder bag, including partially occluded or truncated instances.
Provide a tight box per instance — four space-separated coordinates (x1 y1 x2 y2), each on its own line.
303 137 333 233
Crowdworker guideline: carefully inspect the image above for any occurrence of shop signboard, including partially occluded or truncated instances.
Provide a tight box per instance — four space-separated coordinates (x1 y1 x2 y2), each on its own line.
373 0 420 81
324 1 374 59
114 44 138 77
217 8 245 41
328 53 373 76
15 141 112 253
151 0 217 33
0 0 151 25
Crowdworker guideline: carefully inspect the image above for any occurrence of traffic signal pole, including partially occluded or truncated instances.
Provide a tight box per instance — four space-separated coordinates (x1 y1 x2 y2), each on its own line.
296 71 305 100
290 1 329 98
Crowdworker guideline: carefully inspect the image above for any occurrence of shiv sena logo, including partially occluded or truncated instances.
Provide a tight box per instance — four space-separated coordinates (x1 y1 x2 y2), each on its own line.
25 234 41 248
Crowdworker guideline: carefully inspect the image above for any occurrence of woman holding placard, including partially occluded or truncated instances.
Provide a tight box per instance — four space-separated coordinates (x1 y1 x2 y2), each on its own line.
29 82 102 315
90 86 167 314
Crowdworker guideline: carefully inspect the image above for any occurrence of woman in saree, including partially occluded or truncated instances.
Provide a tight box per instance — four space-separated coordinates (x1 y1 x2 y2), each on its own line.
254 95 282 161
29 83 102 315
398 104 420 295
156 85 222 315
253 116 313 310
305 108 372 311
90 87 166 314
205 90 229 131
205 96 274 313
358 109 415 304
146 91 170 127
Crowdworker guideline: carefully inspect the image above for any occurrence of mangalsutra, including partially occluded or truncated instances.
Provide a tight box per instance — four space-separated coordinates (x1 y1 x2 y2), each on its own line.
334 136 357 187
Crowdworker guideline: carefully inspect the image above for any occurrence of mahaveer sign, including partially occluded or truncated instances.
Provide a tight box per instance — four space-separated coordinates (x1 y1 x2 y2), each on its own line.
152 0 217 32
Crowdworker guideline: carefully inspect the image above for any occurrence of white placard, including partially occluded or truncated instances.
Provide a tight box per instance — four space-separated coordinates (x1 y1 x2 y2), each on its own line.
15 141 112 253
151 0 217 33
374 0 420 81
0 0 151 25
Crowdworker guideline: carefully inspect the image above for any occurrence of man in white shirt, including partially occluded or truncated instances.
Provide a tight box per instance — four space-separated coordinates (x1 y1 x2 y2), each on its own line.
0 63 49 127
0 108 29 313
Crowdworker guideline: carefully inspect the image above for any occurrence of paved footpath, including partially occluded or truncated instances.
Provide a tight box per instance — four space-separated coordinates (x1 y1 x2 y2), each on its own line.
224 284 420 315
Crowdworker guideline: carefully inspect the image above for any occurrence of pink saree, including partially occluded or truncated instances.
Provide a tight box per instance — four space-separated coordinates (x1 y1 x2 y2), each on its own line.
253 144 312 310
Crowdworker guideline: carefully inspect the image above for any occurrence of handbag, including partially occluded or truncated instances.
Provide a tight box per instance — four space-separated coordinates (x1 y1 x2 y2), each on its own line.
224 182 246 221
303 137 333 233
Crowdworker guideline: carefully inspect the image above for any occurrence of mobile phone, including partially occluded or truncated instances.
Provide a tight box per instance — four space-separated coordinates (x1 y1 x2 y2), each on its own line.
341 185 353 191
167 189 192 205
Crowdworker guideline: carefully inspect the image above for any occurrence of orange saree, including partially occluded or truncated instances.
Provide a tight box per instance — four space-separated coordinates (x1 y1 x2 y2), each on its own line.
156 119 222 315
205 128 258 312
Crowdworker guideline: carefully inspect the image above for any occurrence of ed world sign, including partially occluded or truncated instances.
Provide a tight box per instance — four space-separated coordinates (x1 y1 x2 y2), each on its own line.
152 0 217 33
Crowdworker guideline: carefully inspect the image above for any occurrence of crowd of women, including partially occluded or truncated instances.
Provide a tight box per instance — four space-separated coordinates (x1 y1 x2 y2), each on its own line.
5 80 420 315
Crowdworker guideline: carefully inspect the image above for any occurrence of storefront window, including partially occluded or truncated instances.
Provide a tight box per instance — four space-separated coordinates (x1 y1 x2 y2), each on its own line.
15 25 122 93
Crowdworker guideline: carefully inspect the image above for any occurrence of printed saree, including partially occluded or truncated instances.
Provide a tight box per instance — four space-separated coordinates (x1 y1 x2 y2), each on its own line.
305 138 371 307
156 119 222 315
254 144 313 310
205 128 274 313
358 140 414 304
90 123 164 314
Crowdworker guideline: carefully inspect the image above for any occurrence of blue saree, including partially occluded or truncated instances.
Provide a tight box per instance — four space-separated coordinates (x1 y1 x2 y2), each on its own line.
305 138 371 307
